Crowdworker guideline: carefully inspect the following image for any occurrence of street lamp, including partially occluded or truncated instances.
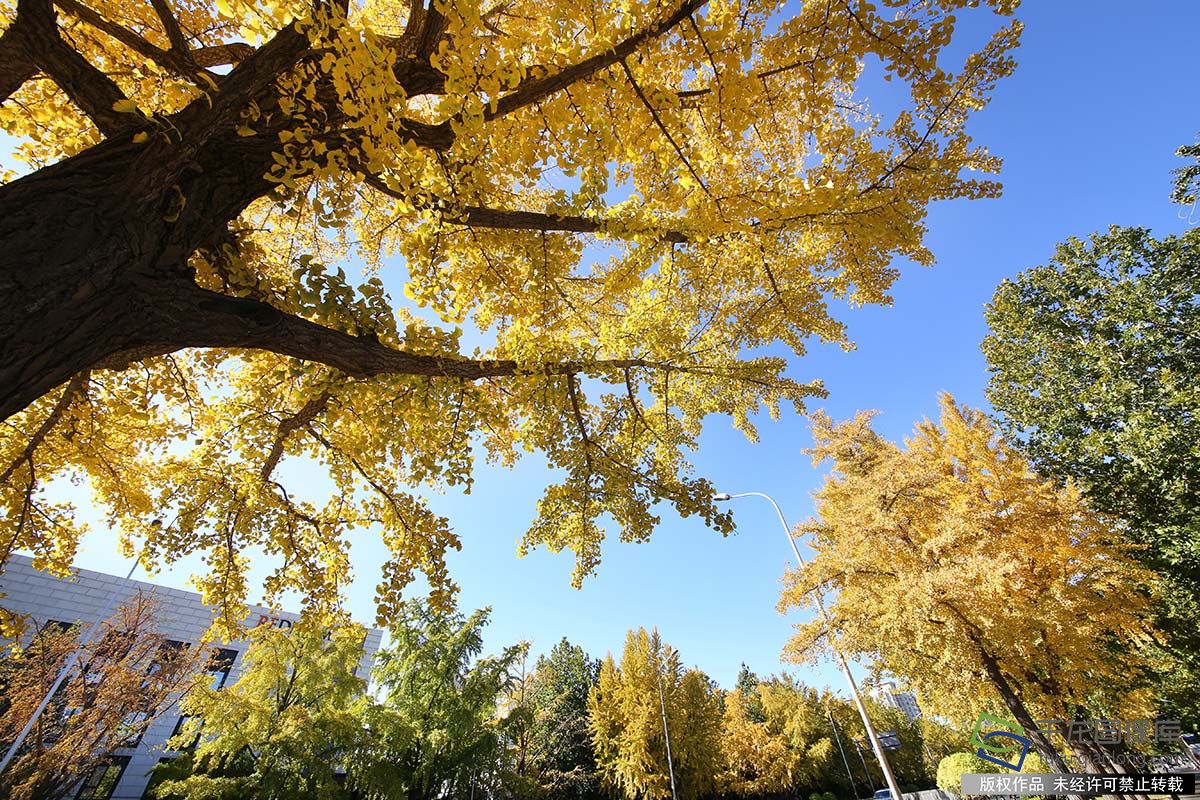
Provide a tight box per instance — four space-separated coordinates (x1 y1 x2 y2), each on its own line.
826 698 860 797
657 658 679 800
713 491 903 800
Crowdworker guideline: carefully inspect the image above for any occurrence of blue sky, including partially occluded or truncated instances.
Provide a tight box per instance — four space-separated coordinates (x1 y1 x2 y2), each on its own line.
7 3 1200 695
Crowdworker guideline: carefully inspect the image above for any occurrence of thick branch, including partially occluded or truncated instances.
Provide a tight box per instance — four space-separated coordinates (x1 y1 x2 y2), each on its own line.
260 390 332 481
0 2 37 102
172 20 310 155
55 0 219 84
362 173 688 242
148 0 189 55
478 0 706 122
392 57 447 96
18 0 130 136
57 0 243 80
177 284 670 381
463 204 688 242
386 1 449 61
192 41 254 67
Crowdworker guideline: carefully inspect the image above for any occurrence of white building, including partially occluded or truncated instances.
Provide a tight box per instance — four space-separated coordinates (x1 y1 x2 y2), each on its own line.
0 553 383 800
869 678 922 722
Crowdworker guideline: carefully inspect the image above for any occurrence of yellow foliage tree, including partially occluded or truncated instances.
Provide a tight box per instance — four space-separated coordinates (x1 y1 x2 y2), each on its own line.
588 628 721 800
0 593 199 800
1 0 1020 631
721 689 795 796
779 394 1158 773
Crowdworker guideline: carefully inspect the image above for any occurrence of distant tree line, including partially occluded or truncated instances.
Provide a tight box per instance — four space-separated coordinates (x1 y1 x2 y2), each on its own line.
136 603 968 800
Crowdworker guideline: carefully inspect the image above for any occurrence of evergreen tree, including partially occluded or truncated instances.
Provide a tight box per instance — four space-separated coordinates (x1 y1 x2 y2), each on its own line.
734 664 765 725
528 639 601 800
353 601 525 800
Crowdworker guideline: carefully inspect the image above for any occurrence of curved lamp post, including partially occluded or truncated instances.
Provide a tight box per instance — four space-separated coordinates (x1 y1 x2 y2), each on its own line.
713 490 903 800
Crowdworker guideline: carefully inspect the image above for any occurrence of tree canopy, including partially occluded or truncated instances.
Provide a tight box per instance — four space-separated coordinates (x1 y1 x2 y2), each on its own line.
1 593 198 800
983 223 1200 726
0 0 1020 630
503 637 601 800
154 621 369 800
589 628 723 800
780 394 1157 772
354 600 524 800
935 752 998 795
154 601 522 800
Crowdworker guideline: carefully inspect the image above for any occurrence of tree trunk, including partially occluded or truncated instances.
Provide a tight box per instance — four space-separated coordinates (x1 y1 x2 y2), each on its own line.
974 643 1128 800
975 644 1071 774
0 128 272 421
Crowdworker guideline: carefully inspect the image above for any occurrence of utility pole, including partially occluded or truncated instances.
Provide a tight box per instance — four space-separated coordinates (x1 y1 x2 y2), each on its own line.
713 491 903 800
855 739 876 790
657 665 678 800
828 702 859 797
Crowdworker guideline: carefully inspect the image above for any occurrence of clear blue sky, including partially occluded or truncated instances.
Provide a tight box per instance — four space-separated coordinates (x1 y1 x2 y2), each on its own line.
7 3 1200 694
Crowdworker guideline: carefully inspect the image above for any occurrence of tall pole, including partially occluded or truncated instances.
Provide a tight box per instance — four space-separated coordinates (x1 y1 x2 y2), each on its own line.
714 491 903 800
0 556 140 776
658 667 678 800
855 740 876 789
828 701 859 797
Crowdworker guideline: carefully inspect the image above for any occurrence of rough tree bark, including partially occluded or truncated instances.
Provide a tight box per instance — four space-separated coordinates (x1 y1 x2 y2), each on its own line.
0 0 704 423
0 0 321 420
0 132 267 420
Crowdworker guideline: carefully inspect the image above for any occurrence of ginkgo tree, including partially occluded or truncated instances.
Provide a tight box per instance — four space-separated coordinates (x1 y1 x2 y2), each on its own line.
0 0 1020 630
779 395 1159 774
589 628 723 800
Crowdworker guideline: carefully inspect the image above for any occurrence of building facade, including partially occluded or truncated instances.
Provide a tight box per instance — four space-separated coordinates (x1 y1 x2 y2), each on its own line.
0 553 384 800
869 678 922 722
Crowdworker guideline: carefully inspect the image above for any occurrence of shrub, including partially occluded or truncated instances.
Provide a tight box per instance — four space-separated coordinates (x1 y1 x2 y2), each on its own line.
936 752 1000 796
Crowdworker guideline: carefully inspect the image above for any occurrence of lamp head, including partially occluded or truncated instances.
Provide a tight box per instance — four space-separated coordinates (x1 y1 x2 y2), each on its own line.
712 492 731 501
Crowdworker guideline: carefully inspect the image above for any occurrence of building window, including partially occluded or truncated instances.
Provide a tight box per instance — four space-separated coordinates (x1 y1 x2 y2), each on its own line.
206 648 237 690
116 710 151 748
168 714 201 751
148 640 188 675
75 756 129 800
144 639 189 688
42 619 78 634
